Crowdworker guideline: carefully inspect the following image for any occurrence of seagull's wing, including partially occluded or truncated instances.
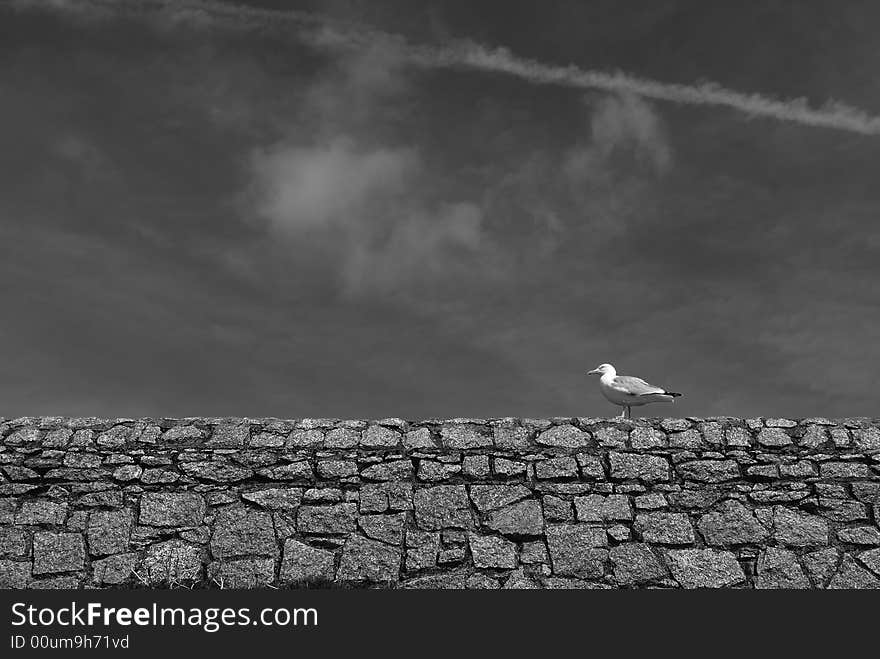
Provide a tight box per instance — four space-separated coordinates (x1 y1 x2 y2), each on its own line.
611 375 667 396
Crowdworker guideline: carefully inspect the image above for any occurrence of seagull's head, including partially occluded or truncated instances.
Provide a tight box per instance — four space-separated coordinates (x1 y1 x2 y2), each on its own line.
587 363 615 376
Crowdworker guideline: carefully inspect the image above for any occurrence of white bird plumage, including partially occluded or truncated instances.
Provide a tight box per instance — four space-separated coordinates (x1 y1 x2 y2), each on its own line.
587 363 682 418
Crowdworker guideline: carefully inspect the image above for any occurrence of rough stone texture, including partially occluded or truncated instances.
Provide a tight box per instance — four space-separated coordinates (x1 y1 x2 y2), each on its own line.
827 555 880 589
0 528 28 557
837 526 880 545
757 428 793 447
91 553 138 585
280 539 335 584
469 534 517 568
142 540 204 584
575 494 633 523
180 461 252 482
1 416 879 588
241 487 303 511
440 424 492 449
139 492 205 527
630 427 666 449
209 558 275 588
485 500 543 535
666 549 746 588
634 512 695 545
772 506 830 547
857 548 880 577
87 509 132 556
677 460 740 483
536 424 590 448
469 484 530 512
16 500 68 525
337 535 401 583
755 547 810 589
697 500 769 545
535 456 579 479
802 548 840 587
297 503 358 535
208 423 249 448
0 560 32 588
405 530 440 571
210 507 277 558
609 452 670 483
414 485 472 530
359 513 406 545
610 543 666 585
32 532 85 575
546 524 607 577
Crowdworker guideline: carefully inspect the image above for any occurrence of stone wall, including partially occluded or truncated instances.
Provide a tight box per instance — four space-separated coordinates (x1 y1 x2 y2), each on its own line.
1 416 879 589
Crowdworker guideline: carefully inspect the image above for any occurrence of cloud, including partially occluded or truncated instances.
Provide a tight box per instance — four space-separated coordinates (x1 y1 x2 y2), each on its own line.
232 9 497 300
439 43 880 135
569 93 672 177
250 138 417 232
13 0 880 135
341 201 487 296
560 93 670 240
307 38 409 119
248 137 493 297
52 134 116 183
247 136 492 298
472 92 670 257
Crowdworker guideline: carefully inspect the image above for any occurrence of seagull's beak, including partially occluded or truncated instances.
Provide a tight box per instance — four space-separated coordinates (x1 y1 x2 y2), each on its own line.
587 369 600 375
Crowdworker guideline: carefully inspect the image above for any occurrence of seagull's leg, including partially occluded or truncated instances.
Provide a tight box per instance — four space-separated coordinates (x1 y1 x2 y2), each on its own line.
618 407 626 419
626 406 631 419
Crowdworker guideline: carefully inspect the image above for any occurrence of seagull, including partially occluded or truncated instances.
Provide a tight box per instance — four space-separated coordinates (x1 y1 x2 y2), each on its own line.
587 363 682 418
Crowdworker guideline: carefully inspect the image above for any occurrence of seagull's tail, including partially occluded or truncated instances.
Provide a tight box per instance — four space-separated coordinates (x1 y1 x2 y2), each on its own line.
665 392 683 398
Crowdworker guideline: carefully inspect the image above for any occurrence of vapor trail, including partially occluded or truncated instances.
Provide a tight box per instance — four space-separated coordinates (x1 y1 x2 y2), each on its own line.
12 0 880 135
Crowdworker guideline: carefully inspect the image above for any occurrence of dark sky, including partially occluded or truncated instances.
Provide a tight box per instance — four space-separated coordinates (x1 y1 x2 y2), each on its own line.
2 0 880 419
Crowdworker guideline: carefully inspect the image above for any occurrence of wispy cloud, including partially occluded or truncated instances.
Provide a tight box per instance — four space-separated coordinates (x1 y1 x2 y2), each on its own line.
250 138 417 232
565 93 672 184
439 45 880 136
12 0 880 135
248 137 493 298
244 40 493 299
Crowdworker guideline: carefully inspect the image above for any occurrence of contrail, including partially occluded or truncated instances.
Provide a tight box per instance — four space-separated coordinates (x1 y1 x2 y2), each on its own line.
12 0 880 135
